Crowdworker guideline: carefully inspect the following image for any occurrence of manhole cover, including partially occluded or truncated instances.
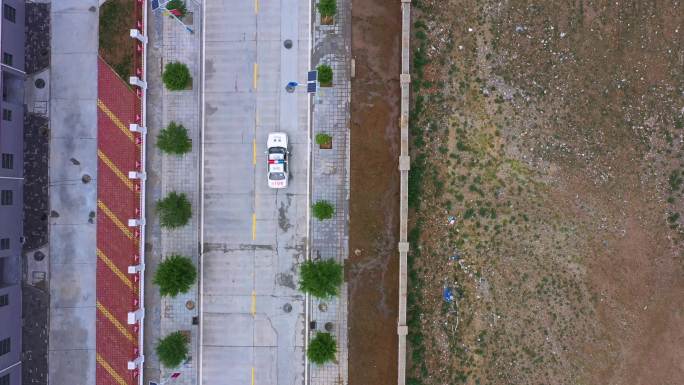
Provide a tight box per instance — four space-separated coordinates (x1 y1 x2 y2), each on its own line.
318 302 328 312
325 322 333 331
283 39 293 49
283 303 292 313
35 78 46 89
34 251 45 261
186 300 195 310
82 174 91 184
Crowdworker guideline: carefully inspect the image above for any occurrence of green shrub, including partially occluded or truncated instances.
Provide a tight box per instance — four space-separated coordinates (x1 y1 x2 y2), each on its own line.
317 0 337 17
317 64 333 85
312 200 334 220
299 259 343 298
166 0 187 17
157 192 192 228
162 62 191 91
156 331 188 368
157 122 192 155
153 255 197 297
315 133 332 146
307 332 337 364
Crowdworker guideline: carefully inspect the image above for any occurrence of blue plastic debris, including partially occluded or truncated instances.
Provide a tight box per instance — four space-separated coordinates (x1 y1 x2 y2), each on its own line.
443 287 454 303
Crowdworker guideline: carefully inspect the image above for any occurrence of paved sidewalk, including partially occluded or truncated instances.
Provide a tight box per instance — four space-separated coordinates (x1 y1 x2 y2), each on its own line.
159 4 202 385
309 0 352 383
144 3 202 385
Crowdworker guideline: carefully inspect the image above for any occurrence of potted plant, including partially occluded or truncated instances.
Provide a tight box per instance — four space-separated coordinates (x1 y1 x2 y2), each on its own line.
299 259 343 298
317 64 333 87
312 200 335 220
157 122 192 155
157 192 192 229
307 332 337 364
153 255 197 297
315 133 332 149
162 62 192 91
317 0 336 25
156 331 189 368
166 0 187 18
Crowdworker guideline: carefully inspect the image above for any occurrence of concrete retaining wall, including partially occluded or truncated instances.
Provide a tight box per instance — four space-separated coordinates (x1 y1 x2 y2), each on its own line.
398 1 411 385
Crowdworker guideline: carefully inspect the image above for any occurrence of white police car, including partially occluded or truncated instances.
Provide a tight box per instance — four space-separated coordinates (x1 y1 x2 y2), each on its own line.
266 132 289 189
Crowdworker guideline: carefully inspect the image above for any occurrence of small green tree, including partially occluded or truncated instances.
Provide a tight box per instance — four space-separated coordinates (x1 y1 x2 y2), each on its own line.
299 259 343 298
312 200 335 220
154 255 197 297
307 332 337 364
156 331 188 368
317 0 337 18
157 122 192 155
315 133 332 146
162 62 191 91
166 0 187 17
157 192 192 228
317 64 333 85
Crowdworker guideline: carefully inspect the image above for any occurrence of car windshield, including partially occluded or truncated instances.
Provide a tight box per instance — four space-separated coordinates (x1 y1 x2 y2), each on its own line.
269 147 286 155
269 172 286 180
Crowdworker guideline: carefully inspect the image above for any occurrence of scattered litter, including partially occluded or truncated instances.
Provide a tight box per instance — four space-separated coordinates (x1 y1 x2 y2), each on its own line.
447 215 457 225
443 287 455 303
449 253 461 261
515 25 526 33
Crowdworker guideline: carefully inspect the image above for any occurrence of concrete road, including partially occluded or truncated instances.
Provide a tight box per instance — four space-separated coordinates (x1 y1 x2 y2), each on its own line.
200 1 310 384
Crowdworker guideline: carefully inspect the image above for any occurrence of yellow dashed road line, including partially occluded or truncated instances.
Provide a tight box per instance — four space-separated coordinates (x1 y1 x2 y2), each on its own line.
254 0 259 14
97 99 136 143
97 248 137 294
252 213 257 240
253 63 258 90
253 139 257 165
252 367 255 385
97 301 135 343
96 353 129 385
98 200 135 240
98 149 135 191
251 290 257 316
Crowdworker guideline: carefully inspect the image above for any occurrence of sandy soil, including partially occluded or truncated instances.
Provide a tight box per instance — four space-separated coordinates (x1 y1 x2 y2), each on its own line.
347 0 402 384
407 1 684 384
99 0 135 79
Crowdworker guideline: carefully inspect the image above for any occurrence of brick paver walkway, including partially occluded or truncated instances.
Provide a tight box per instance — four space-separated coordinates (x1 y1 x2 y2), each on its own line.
309 0 352 383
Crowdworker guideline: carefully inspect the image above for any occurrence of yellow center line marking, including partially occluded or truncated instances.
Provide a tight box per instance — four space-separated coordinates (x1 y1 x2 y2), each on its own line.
253 63 258 90
96 353 130 385
98 149 135 191
253 139 257 165
97 301 136 343
254 0 259 14
252 213 257 240
252 367 255 385
97 248 137 294
97 99 137 144
251 290 257 316
98 200 135 241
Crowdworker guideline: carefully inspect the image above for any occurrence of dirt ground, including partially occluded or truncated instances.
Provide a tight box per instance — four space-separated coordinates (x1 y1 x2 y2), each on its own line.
347 0 402 384
99 0 135 79
407 1 684 385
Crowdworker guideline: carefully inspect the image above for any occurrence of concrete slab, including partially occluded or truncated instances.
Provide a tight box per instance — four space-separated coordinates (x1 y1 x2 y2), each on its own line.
48 348 96 385
49 1 99 384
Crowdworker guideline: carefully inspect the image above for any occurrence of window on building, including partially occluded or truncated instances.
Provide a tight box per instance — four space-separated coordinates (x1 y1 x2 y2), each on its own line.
0 190 12 206
0 294 7 307
3 4 15 23
2 109 11 121
0 373 9 385
2 52 12 66
0 338 9 356
1 154 13 169
0 238 8 250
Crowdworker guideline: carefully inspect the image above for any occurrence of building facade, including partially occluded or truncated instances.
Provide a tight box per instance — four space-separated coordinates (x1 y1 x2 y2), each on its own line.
0 0 24 384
